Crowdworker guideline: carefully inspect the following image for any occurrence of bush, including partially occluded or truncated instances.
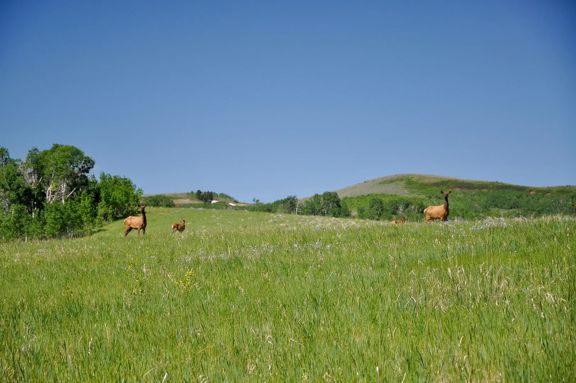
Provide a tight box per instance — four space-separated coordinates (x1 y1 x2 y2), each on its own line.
44 201 83 238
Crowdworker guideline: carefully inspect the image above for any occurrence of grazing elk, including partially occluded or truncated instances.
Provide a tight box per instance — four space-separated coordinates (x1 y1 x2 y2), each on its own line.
124 205 147 236
424 190 451 222
172 219 186 233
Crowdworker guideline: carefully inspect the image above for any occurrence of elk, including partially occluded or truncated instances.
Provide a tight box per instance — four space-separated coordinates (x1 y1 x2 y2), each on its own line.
124 205 147 236
172 219 186 233
424 190 451 222
392 217 407 224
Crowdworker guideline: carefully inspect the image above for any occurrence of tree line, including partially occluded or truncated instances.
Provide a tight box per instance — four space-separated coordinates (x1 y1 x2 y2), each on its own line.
0 145 141 241
248 192 350 217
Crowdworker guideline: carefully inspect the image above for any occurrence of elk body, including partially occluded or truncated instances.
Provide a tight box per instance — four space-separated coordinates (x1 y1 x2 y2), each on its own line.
124 205 147 236
172 219 186 233
424 191 451 222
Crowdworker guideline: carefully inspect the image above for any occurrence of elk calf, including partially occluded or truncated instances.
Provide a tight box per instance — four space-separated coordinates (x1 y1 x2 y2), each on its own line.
172 219 186 233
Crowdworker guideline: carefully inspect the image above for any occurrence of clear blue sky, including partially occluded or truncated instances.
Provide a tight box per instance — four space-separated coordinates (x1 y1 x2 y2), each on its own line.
1 0 575 202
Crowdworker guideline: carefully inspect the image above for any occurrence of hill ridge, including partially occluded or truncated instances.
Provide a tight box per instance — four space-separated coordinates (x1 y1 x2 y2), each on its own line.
335 173 575 198
336 173 477 198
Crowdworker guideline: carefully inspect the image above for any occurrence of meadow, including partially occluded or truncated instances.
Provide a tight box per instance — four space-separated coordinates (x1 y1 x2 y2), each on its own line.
1 208 574 381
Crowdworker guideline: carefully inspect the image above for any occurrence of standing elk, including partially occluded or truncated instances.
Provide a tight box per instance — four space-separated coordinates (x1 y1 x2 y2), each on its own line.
172 219 186 233
424 190 451 222
124 205 147 236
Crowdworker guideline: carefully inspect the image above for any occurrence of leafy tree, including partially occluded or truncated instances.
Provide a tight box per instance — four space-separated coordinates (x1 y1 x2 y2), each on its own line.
320 192 349 217
265 195 298 214
301 194 322 215
195 190 215 203
78 190 98 230
367 198 384 220
44 199 87 238
192 190 216 202
0 150 27 213
20 147 42 188
0 204 27 240
0 147 10 166
279 195 298 214
301 192 349 217
319 192 338 216
22 144 95 204
1 145 144 240
97 173 142 221
1 148 44 239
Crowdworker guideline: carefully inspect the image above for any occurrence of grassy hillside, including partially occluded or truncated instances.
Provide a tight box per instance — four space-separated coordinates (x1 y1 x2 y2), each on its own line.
1 208 575 381
339 174 576 220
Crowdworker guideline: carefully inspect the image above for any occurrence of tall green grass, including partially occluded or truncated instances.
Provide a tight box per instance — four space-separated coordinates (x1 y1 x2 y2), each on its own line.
1 208 574 381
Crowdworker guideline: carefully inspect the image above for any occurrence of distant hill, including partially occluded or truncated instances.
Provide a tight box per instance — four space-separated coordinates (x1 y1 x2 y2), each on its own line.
335 173 570 198
335 174 576 220
145 192 246 207
335 174 460 197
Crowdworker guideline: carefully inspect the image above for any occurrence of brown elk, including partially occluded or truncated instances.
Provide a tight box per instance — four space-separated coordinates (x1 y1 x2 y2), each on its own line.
124 205 147 236
172 219 186 233
424 190 451 222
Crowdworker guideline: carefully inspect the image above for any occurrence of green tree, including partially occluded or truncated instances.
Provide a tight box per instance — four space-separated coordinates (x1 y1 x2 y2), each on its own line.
281 196 298 214
1 148 47 239
1 145 145 240
196 191 215 203
320 192 349 217
97 173 142 221
367 198 384 220
301 194 322 215
301 192 349 217
78 190 98 230
0 147 10 166
0 150 27 213
0 204 28 240
44 200 85 238
22 144 95 204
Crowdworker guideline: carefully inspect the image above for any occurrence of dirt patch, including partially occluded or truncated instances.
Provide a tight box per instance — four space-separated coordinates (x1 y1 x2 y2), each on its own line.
173 198 196 206
337 179 409 197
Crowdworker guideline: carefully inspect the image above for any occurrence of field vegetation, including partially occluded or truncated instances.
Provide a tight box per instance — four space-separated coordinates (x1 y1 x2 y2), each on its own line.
1 208 574 381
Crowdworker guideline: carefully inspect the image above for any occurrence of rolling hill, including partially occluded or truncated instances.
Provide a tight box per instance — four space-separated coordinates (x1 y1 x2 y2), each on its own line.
335 173 573 198
336 174 576 220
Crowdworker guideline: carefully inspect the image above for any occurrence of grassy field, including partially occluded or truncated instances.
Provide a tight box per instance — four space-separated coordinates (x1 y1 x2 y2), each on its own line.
1 208 575 381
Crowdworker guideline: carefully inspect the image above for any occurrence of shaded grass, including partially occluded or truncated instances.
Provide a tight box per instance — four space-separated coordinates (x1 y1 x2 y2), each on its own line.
1 209 575 381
